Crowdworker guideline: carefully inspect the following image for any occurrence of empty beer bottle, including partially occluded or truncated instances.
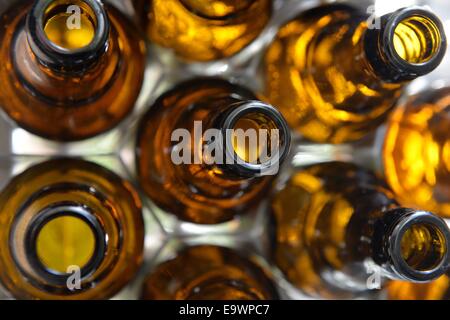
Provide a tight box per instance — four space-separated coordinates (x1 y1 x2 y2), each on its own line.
136 77 290 224
264 4 446 143
0 0 146 141
383 86 450 218
0 159 144 299
141 245 279 299
142 0 272 61
387 274 450 300
270 162 450 299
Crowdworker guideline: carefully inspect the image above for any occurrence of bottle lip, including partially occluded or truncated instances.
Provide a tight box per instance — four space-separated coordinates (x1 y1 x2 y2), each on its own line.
387 210 450 282
26 0 110 73
381 6 447 79
218 101 291 178
23 203 107 286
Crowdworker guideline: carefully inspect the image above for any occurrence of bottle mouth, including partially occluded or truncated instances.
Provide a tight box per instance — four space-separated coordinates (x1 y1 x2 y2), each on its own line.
382 7 446 78
388 210 450 282
26 0 109 72
23 204 106 286
218 101 291 177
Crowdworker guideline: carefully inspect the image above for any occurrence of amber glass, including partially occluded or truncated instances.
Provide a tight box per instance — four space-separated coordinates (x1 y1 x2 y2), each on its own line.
270 162 450 298
0 0 146 141
141 245 279 300
143 0 272 61
0 159 144 299
264 4 446 143
136 78 290 224
387 275 450 300
383 87 450 218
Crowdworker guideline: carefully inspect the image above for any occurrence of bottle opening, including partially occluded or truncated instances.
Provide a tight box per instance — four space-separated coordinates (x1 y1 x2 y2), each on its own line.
179 0 255 19
400 222 446 272
26 0 110 72
387 210 450 282
231 112 278 164
393 15 442 64
43 0 97 50
35 215 96 274
221 101 290 177
24 204 106 283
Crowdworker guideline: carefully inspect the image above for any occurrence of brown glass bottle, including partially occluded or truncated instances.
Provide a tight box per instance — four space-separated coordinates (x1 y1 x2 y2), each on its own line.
0 0 146 141
141 245 279 300
383 86 450 218
387 274 450 300
0 158 144 299
136 77 290 224
264 4 446 143
142 0 272 61
270 162 450 299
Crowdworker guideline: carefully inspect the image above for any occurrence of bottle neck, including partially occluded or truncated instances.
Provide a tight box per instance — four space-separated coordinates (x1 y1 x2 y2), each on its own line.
26 0 110 74
210 100 291 178
372 208 449 282
364 6 446 83
23 202 106 286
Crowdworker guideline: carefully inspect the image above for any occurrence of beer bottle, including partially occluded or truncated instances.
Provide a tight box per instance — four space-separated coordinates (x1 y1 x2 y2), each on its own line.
271 162 450 298
264 4 446 143
0 158 144 299
136 77 290 224
0 0 146 141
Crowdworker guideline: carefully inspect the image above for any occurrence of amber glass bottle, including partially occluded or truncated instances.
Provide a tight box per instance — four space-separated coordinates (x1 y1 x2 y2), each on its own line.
383 86 450 218
142 0 272 61
136 78 290 224
270 162 450 299
387 274 450 300
141 245 279 300
264 4 446 143
0 0 146 141
0 159 144 299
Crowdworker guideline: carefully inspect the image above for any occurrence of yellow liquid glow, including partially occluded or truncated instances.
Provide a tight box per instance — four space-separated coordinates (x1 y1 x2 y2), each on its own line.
400 223 446 271
232 113 275 164
44 11 95 50
383 89 450 218
147 0 270 61
180 0 254 18
36 215 96 274
393 15 441 64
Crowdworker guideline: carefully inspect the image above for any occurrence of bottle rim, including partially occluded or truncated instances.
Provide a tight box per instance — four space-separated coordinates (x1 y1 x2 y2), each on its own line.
23 203 107 286
26 0 110 73
387 210 450 282
381 6 447 79
218 101 291 178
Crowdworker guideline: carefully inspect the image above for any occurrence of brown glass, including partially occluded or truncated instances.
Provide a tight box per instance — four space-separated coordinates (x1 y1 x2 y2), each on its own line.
270 162 450 298
264 4 446 143
141 245 279 300
387 274 450 300
142 0 272 61
0 158 144 300
0 0 146 141
136 77 290 224
383 86 450 218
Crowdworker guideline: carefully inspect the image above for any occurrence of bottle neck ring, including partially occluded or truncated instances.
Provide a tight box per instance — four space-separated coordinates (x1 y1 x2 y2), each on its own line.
23 203 106 286
214 101 291 178
26 0 110 74
365 6 446 82
380 208 450 282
